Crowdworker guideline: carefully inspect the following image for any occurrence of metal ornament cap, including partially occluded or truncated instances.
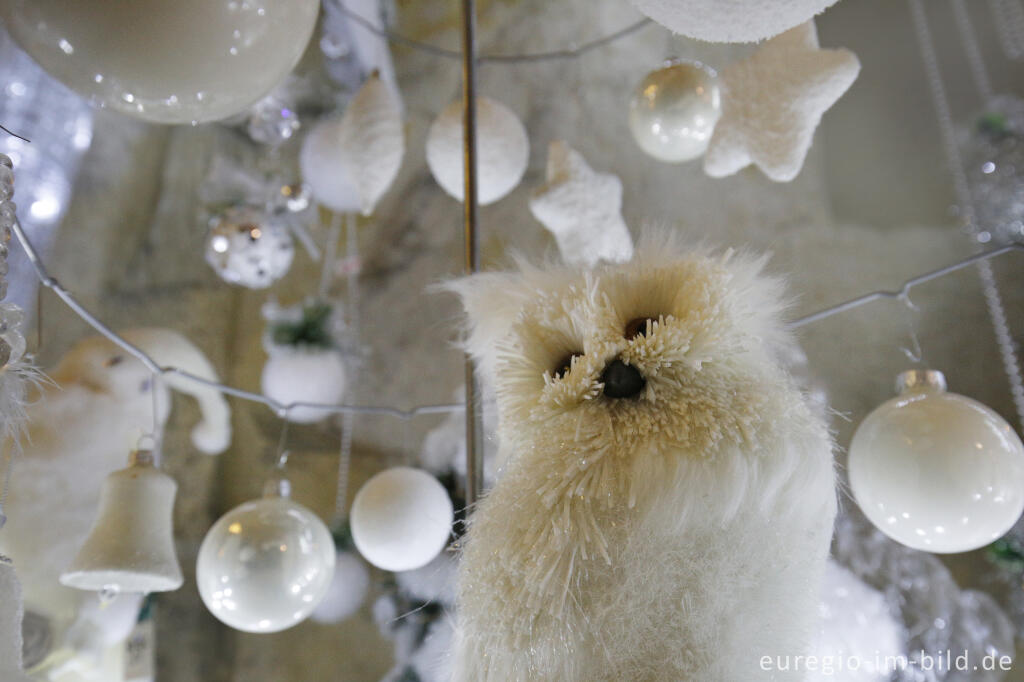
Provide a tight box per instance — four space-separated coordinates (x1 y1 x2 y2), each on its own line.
895 368 947 394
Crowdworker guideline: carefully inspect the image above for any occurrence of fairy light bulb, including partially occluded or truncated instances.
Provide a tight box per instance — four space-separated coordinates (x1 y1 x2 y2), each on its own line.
628 59 721 163
196 476 335 633
849 370 1024 553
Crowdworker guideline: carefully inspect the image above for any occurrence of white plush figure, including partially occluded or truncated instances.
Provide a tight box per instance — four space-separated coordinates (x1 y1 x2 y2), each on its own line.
300 72 404 216
530 141 634 267
426 97 529 205
446 235 836 681
0 328 231 676
626 0 839 43
704 22 860 182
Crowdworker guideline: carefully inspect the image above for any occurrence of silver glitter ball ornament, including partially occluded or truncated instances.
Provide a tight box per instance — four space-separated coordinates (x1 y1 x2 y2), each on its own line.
204 206 295 289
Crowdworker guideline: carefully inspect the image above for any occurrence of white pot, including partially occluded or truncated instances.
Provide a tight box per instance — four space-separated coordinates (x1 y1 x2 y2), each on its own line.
261 348 347 423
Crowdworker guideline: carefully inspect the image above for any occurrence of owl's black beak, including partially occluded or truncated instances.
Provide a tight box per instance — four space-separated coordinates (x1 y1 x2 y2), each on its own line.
601 359 646 399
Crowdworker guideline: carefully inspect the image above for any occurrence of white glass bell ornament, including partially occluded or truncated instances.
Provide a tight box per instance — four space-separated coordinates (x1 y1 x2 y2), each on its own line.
204 206 295 289
350 467 454 572
60 450 184 593
629 59 722 163
0 0 319 124
849 370 1024 553
0 558 33 682
426 97 529 205
196 477 335 633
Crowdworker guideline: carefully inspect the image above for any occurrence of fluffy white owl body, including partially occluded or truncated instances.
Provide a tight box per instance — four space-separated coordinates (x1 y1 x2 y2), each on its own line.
448 238 836 681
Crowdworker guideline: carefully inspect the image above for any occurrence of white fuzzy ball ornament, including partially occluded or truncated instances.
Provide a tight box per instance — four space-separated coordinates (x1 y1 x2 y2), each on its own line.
351 467 454 572
300 72 404 215
262 349 347 423
310 550 370 624
426 97 529 205
626 0 839 43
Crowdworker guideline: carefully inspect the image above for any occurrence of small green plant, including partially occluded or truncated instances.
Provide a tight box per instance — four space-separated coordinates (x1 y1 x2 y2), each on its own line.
271 302 336 349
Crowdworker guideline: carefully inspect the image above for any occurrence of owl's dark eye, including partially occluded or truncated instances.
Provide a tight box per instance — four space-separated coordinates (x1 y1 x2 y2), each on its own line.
104 355 125 367
552 352 582 379
625 317 657 340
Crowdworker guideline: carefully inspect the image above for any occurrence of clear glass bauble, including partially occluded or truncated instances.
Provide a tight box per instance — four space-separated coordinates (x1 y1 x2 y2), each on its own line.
0 0 319 124
204 206 294 289
849 370 1024 553
628 59 721 164
196 486 335 633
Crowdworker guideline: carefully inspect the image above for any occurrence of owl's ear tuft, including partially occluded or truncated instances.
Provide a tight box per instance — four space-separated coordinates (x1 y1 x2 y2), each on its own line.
440 272 534 382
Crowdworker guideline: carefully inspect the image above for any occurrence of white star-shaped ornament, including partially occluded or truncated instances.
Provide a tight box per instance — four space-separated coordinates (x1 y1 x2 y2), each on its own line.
530 141 634 267
704 21 860 182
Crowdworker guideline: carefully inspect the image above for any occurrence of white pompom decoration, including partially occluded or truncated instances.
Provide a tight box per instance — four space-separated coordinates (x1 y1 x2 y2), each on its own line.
310 550 370 624
351 467 454 572
426 97 529 205
300 72 404 215
261 348 347 423
626 0 839 43
395 550 458 606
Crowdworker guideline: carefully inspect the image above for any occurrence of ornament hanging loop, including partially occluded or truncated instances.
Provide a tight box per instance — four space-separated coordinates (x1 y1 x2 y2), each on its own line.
896 291 925 366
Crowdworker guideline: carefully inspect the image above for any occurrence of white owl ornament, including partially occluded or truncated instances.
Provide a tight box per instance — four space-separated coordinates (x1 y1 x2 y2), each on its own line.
446 236 837 681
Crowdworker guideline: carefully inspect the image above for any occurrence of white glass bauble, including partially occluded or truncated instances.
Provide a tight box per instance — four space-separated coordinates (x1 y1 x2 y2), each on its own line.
626 0 838 43
849 370 1024 554
309 550 369 624
351 467 454 572
0 0 319 124
426 97 529 205
204 206 295 289
261 348 347 424
196 483 335 633
629 60 721 163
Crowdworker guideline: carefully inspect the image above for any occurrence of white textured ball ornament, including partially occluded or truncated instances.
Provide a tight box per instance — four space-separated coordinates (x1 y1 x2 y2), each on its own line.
849 370 1024 554
196 480 336 633
261 348 347 423
204 206 295 289
300 73 404 215
310 550 370 624
426 97 529 205
351 467 454 572
0 0 319 124
626 0 839 43
629 60 721 163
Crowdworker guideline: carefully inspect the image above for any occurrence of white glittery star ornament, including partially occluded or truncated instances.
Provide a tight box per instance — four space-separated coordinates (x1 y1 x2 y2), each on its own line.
529 141 634 266
704 21 860 182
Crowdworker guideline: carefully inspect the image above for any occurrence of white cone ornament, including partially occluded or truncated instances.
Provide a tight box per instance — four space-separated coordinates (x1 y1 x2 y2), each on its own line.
300 72 404 215
310 550 370 624
629 60 722 163
530 141 634 267
197 477 335 633
426 97 529 205
0 0 319 124
261 301 348 423
704 22 860 182
351 467 454 572
849 369 1024 554
626 0 839 43
0 558 33 682
60 450 183 593
205 206 295 289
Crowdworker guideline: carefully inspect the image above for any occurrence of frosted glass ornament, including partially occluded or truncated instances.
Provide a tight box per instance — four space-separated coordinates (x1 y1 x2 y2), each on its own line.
204 206 295 289
0 558 33 682
310 550 370 624
351 467 453 572
0 0 319 124
849 370 1024 554
629 60 721 163
60 451 184 593
261 348 347 423
196 479 335 633
626 0 838 43
300 73 404 215
426 97 529 205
